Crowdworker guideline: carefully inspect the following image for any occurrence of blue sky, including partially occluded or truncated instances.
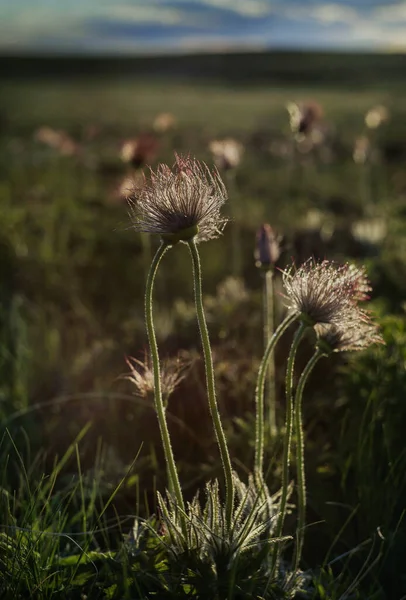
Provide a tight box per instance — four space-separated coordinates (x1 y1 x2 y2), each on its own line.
1 0 406 54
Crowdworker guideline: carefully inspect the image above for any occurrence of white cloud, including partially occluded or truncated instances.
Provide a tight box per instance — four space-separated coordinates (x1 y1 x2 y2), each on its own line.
373 2 406 23
283 3 359 24
345 22 406 49
100 5 185 26
310 3 359 23
199 0 273 18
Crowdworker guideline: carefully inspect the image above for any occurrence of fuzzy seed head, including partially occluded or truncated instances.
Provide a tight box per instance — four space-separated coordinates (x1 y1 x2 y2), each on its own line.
124 353 190 400
282 259 372 326
128 154 228 243
315 314 384 354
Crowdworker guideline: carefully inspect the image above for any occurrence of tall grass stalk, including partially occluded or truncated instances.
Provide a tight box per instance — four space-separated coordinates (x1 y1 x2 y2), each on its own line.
187 238 234 529
145 241 186 534
292 348 324 571
271 321 308 575
254 311 298 476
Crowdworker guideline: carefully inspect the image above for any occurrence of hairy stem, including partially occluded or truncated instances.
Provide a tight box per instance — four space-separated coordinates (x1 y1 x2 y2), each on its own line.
255 311 298 475
188 239 234 529
271 321 308 575
145 242 186 534
292 348 324 571
263 269 277 438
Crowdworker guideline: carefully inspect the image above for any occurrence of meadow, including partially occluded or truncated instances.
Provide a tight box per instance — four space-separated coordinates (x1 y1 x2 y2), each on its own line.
1 52 406 598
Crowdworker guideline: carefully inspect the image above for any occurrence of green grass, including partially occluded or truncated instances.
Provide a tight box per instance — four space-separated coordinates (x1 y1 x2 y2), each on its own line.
1 53 406 597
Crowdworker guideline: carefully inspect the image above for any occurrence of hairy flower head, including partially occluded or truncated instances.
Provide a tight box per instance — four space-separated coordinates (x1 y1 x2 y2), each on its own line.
282 259 371 326
124 353 190 402
128 154 227 244
315 314 384 354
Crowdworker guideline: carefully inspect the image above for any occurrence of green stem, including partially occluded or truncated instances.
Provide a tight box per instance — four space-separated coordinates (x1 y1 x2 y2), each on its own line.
263 269 276 438
145 242 186 534
271 321 308 576
292 349 324 571
255 311 298 476
188 239 234 529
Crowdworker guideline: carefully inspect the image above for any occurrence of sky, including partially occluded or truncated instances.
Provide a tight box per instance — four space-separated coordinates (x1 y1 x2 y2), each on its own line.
1 0 406 54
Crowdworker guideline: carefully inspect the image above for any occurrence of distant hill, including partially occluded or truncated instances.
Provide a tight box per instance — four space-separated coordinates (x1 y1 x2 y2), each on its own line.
1 52 406 87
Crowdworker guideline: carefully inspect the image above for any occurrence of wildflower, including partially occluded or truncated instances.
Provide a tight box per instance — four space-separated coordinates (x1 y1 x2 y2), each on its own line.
315 317 384 354
365 105 389 129
351 218 387 245
208 138 244 171
153 112 176 133
124 353 190 403
114 172 144 203
286 101 323 137
117 176 136 201
282 259 370 326
344 263 371 302
255 224 281 270
353 135 371 165
34 126 78 156
120 132 159 168
128 154 227 244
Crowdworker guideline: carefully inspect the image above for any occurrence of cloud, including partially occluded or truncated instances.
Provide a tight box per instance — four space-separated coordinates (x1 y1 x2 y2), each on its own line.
0 0 406 53
373 2 406 23
100 5 185 26
198 0 273 18
309 3 359 23
282 3 360 24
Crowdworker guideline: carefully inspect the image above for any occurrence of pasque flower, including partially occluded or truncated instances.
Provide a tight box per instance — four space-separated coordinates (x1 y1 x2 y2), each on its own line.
282 259 371 326
124 353 190 402
128 154 227 244
315 314 384 354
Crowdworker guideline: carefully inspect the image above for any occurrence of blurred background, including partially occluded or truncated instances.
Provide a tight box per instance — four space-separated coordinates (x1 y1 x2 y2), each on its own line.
1 1 406 596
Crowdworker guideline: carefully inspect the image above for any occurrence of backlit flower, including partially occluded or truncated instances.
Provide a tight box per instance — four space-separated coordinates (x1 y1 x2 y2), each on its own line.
315 317 384 354
128 154 227 244
124 353 190 402
282 259 371 326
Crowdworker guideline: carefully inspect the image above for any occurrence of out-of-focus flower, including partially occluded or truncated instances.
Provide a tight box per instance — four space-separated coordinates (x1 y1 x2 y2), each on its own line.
118 176 135 200
34 126 78 156
351 218 387 245
255 224 281 270
124 353 191 402
282 259 371 326
365 105 389 129
112 172 144 204
120 132 160 168
208 138 244 171
128 154 228 244
153 112 177 133
353 135 371 164
287 101 323 137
